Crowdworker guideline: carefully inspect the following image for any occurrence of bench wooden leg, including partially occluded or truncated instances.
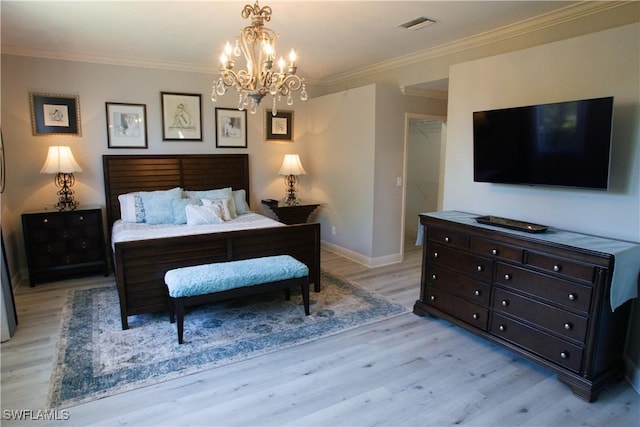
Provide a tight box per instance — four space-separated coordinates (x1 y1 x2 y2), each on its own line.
301 280 310 315
169 297 176 324
175 298 185 344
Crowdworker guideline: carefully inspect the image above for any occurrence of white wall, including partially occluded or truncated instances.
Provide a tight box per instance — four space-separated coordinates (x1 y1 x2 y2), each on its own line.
444 22 640 392
444 23 640 242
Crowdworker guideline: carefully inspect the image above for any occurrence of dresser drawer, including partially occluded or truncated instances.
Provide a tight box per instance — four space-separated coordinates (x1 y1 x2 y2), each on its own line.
426 287 488 330
23 214 65 231
429 227 469 250
493 287 588 344
495 262 592 314
427 264 490 306
525 251 596 283
491 313 584 373
471 237 523 263
429 243 493 282
66 211 100 228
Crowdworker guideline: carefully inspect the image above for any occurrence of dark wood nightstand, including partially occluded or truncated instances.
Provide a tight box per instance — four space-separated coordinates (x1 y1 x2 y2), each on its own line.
262 200 320 225
22 207 108 286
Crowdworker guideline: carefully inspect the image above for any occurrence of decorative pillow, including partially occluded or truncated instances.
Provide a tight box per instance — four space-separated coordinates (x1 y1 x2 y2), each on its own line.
118 193 145 223
138 187 183 225
170 198 202 224
185 187 237 219
232 189 251 215
201 198 232 221
185 205 224 226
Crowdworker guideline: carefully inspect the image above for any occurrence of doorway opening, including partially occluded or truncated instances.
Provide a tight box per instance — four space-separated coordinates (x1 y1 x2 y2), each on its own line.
401 114 446 255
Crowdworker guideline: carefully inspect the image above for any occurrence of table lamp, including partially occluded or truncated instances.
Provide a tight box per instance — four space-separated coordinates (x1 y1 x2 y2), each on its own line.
278 154 306 206
40 146 82 211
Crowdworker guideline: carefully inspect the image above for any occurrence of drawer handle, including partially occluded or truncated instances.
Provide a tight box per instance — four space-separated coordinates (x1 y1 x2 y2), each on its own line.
568 293 577 301
430 295 436 301
46 245 52 253
501 299 509 307
504 273 512 281
560 351 569 359
491 249 498 256
444 237 450 243
474 289 481 297
472 313 479 320
79 215 84 221
62 230 68 239
432 274 438 280
65 256 71 263
498 324 506 331
81 241 88 249
433 252 439 258
553 264 561 272
43 218 49 224
476 265 484 272
563 322 573 330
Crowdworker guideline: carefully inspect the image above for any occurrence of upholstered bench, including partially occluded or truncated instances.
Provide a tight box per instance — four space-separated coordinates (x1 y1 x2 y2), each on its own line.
164 255 310 344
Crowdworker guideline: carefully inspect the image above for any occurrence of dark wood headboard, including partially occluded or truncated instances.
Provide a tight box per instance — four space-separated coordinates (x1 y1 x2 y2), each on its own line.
103 154 250 229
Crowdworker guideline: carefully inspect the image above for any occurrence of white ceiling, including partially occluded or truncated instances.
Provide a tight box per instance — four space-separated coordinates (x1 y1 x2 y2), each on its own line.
2 1 582 87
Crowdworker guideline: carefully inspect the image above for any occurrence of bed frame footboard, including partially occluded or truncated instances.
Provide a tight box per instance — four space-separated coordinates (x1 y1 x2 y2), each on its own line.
114 223 321 330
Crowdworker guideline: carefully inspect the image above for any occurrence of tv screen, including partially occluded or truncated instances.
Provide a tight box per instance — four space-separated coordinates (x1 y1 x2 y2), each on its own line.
473 96 613 190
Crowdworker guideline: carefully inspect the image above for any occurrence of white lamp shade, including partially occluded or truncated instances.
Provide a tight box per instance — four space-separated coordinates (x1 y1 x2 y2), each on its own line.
40 146 82 174
278 154 306 176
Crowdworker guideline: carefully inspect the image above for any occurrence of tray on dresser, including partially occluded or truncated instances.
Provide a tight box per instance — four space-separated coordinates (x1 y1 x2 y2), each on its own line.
475 215 548 233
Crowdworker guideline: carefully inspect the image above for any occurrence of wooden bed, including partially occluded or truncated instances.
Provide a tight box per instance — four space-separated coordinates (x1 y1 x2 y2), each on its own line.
103 154 321 330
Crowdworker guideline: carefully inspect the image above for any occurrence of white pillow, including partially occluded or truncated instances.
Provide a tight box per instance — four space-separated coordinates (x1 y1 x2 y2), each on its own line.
185 205 224 226
185 187 237 219
201 198 232 221
118 193 145 223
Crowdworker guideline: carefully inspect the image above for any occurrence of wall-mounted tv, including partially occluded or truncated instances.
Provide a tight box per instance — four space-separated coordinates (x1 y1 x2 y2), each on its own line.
473 96 614 190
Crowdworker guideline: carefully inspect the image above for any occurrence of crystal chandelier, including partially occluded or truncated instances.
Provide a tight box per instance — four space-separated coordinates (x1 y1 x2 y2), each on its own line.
211 1 307 115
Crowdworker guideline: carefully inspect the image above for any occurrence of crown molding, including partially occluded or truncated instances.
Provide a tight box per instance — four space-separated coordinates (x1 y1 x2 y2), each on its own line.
322 1 633 86
401 86 448 100
0 44 218 74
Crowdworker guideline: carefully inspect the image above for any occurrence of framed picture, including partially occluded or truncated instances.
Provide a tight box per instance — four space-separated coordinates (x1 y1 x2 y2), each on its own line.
161 92 202 141
265 110 293 142
29 93 81 136
215 108 248 148
105 102 148 148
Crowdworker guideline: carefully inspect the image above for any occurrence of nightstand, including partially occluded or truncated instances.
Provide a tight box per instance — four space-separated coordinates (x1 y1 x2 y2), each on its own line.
22 207 109 286
262 200 320 225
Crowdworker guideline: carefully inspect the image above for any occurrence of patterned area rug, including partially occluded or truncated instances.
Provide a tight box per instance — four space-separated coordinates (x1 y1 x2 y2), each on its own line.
48 270 409 409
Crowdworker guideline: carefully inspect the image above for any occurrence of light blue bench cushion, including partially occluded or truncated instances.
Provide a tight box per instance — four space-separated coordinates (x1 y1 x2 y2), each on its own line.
164 255 309 298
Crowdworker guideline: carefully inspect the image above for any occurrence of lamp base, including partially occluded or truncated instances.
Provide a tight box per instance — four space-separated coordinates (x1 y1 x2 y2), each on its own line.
283 174 300 206
54 172 79 211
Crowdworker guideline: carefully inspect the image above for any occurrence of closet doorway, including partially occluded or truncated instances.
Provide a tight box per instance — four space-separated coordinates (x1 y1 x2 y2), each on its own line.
402 114 446 254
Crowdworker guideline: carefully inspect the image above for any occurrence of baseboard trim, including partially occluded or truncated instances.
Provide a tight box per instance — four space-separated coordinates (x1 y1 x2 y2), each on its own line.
321 241 402 268
624 354 640 396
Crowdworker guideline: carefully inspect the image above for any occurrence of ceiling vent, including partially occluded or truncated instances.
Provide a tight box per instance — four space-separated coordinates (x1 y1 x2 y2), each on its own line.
398 16 437 31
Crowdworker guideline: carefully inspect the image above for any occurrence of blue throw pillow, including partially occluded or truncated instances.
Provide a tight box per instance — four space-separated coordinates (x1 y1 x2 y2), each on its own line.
171 198 202 224
139 187 182 225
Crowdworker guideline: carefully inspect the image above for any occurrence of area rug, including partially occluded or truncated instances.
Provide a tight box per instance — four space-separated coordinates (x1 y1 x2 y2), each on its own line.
47 270 409 409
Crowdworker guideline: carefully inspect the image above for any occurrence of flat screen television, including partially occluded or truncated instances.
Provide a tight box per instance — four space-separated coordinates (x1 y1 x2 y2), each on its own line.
473 96 614 190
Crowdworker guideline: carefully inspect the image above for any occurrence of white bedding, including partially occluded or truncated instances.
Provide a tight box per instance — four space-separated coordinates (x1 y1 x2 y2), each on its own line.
112 212 284 247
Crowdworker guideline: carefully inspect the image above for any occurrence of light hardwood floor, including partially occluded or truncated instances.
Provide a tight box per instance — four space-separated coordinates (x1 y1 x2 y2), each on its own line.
2 241 638 427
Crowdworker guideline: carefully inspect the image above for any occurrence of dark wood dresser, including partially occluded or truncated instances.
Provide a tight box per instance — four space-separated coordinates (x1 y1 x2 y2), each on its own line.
413 211 639 402
22 207 108 286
